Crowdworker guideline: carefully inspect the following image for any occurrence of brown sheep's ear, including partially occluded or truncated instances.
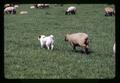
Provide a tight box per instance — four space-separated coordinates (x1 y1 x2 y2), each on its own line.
64 35 68 41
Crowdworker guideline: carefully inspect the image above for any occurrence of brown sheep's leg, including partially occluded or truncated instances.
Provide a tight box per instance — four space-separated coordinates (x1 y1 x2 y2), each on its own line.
73 45 76 50
84 47 89 54
82 44 89 54
70 42 76 50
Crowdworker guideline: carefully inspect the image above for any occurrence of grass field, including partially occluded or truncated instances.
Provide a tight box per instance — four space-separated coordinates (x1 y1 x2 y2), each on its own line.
4 4 115 79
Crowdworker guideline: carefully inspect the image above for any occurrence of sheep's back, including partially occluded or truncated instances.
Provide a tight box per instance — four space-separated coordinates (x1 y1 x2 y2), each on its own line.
68 33 88 45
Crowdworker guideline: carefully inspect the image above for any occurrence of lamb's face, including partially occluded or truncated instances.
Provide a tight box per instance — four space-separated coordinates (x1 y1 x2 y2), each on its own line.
38 35 45 40
50 35 54 38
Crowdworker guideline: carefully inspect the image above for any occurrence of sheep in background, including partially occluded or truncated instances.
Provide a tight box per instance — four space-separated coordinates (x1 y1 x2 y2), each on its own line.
30 5 35 9
38 35 54 50
35 4 49 8
37 4 44 8
104 7 115 16
4 6 16 14
20 11 28 14
65 6 77 15
4 4 10 9
65 32 89 54
44 4 49 8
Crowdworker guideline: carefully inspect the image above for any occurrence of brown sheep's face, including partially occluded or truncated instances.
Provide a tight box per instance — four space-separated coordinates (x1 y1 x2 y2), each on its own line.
64 36 68 42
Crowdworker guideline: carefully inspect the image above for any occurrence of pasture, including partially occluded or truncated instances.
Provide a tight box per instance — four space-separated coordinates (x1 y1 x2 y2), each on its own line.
4 4 115 79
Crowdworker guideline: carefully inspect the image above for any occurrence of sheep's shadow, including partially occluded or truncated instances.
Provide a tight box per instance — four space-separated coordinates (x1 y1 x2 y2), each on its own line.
71 49 94 55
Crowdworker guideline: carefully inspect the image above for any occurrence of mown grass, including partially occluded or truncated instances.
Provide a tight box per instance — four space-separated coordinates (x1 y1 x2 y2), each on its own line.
4 4 115 79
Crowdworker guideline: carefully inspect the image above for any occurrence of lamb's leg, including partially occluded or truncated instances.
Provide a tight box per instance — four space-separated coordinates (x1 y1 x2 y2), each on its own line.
40 42 44 48
51 44 54 50
46 44 50 50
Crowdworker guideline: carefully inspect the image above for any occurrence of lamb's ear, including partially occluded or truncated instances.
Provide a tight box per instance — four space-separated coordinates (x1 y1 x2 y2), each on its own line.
50 35 54 38
38 35 41 38
38 36 41 40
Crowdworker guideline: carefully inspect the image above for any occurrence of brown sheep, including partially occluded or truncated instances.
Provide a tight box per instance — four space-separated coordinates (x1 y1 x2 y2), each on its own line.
65 32 89 54
105 7 115 16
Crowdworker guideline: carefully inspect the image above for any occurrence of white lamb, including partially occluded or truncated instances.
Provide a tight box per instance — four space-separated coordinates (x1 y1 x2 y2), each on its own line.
65 32 89 54
38 35 54 50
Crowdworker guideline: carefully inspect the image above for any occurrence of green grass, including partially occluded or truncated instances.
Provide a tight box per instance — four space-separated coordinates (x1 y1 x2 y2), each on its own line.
4 4 115 79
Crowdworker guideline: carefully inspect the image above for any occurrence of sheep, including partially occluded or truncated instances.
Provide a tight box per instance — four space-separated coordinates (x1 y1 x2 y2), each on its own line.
44 4 49 8
104 7 115 16
36 4 49 8
4 4 10 8
37 4 44 8
38 35 54 50
113 43 115 55
4 6 16 14
65 6 77 15
20 11 28 14
65 32 89 54
30 5 35 9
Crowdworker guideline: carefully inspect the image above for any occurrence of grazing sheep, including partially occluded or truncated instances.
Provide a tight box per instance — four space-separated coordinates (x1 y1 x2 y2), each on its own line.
4 4 10 8
113 43 115 55
37 4 44 8
20 11 28 14
38 35 54 50
44 4 49 8
36 4 49 8
104 7 115 16
65 6 77 15
4 6 16 14
65 32 89 54
30 6 35 9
